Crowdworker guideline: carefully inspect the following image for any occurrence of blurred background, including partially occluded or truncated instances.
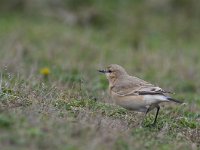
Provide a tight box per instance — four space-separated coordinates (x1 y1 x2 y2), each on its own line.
0 0 200 98
0 0 200 149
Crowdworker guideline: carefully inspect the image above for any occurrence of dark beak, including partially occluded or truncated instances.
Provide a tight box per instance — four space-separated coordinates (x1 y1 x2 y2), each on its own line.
98 69 107 73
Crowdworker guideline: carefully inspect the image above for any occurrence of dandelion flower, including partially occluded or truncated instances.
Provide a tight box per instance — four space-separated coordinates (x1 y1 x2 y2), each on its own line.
40 67 50 76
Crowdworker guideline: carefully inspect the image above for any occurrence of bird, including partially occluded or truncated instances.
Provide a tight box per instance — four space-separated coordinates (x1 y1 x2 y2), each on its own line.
98 64 182 126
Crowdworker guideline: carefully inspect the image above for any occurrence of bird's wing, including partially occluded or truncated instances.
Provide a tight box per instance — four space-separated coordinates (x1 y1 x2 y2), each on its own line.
111 76 172 96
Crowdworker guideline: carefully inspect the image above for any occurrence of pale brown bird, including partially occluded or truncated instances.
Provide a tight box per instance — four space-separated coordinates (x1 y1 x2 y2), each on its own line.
98 64 182 125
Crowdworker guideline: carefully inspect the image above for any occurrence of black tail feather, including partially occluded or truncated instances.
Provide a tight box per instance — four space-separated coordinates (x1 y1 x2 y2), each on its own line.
167 97 183 104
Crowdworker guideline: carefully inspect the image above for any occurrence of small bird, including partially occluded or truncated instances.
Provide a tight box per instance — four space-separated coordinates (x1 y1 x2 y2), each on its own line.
98 64 182 125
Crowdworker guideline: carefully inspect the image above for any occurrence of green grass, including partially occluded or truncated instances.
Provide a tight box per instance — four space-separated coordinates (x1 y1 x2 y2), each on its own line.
0 5 200 150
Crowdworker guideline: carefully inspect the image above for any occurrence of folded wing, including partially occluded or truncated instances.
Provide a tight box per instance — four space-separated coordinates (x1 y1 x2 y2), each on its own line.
112 75 172 96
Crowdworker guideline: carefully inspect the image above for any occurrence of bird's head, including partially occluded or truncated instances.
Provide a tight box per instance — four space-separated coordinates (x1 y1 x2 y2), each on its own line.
98 64 128 83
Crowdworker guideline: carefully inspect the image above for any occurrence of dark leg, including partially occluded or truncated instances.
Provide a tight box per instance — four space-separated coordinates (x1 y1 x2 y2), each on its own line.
152 105 160 125
141 107 150 126
145 107 150 116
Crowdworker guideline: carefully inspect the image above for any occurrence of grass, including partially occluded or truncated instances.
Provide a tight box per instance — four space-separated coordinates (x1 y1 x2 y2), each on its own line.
0 5 200 150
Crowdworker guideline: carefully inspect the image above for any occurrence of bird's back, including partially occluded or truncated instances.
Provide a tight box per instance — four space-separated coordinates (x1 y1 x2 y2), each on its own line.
111 74 154 96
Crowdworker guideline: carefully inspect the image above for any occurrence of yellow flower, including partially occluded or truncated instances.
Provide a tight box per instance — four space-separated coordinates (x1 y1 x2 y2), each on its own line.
40 67 50 76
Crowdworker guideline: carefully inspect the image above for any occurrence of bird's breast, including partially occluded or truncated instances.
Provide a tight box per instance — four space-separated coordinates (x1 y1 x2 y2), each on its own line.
110 91 148 112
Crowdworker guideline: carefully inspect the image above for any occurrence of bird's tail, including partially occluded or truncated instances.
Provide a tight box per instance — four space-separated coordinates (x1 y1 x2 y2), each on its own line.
167 97 183 104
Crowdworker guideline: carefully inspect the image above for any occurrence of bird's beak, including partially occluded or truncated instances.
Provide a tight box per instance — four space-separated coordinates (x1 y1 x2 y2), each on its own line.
98 69 107 73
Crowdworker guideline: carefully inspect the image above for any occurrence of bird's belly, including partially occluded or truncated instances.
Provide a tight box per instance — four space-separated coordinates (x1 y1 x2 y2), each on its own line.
113 95 148 112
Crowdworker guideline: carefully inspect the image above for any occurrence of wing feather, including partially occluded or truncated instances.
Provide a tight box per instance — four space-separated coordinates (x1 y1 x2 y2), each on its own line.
111 75 172 96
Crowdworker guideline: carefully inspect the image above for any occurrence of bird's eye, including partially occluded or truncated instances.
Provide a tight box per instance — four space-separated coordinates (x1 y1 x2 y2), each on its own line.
108 70 112 73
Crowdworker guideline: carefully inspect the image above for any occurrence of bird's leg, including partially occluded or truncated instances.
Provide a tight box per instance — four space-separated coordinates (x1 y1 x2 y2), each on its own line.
141 107 150 126
152 105 160 126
